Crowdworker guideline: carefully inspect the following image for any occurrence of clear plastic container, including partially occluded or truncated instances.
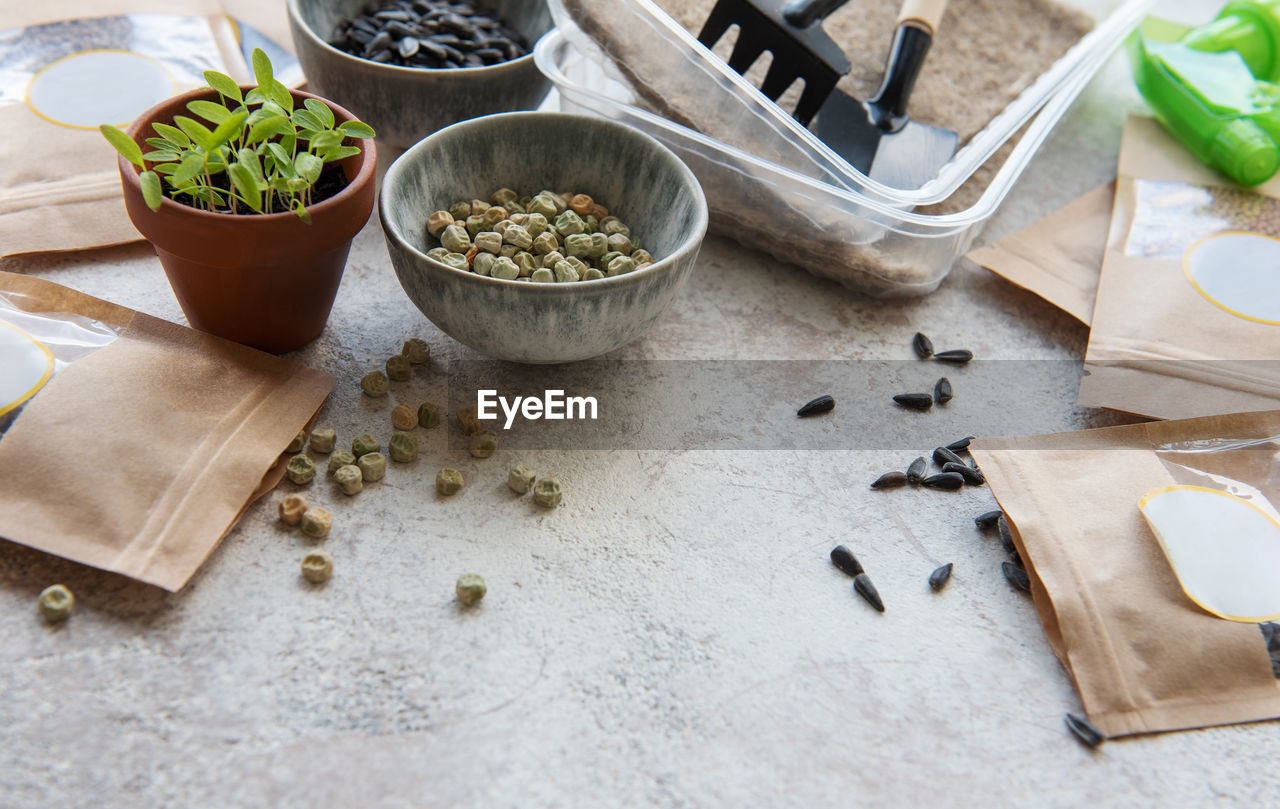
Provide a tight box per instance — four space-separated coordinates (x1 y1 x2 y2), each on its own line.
536 27 1123 296
544 0 1154 204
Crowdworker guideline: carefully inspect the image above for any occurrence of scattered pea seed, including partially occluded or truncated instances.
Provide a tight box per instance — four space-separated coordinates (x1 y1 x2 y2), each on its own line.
309 428 336 454
285 430 306 453
334 464 363 495
357 452 387 482
361 371 389 397
383 355 410 382
328 450 357 474
437 467 464 495
352 434 380 458
456 406 481 435
456 573 487 605
389 431 418 462
286 455 316 485
508 464 536 493
392 403 418 431
402 338 431 364
532 477 562 508
279 493 308 525
469 430 498 458
37 584 74 622
301 549 333 583
301 507 332 538
418 401 441 428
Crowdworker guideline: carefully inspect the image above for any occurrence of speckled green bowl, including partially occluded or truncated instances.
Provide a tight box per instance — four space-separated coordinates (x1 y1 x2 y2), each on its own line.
379 111 708 364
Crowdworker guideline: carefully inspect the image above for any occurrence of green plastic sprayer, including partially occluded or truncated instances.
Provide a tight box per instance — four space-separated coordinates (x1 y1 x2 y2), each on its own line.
1130 1 1280 185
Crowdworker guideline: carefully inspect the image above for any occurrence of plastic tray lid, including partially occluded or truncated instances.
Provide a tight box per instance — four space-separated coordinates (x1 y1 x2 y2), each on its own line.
546 0 1155 205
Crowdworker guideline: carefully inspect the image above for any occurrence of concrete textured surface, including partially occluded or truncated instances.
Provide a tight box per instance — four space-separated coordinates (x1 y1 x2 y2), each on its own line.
6 2 1280 806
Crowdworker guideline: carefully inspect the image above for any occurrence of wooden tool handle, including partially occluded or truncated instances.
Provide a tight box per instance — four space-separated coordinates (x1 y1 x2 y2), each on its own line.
897 0 948 34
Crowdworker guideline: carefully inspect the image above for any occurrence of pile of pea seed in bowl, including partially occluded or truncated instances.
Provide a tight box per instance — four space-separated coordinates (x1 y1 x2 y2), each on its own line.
425 187 654 282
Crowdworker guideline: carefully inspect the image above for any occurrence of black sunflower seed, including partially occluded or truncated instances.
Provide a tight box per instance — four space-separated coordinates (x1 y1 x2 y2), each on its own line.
1002 561 1030 592
947 436 974 452
934 349 974 364
922 472 965 490
1064 713 1105 748
975 509 1003 529
932 446 966 468
906 456 927 484
997 515 1017 555
870 471 908 489
893 393 933 410
934 377 953 404
398 36 421 58
830 545 863 578
942 462 985 486
912 332 934 359
929 562 953 592
853 573 885 612
797 394 835 417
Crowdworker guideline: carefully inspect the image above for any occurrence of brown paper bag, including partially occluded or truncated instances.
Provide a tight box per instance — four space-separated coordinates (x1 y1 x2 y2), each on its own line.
972 410 1280 737
0 272 333 590
1079 116 1280 419
965 181 1114 326
0 0 250 257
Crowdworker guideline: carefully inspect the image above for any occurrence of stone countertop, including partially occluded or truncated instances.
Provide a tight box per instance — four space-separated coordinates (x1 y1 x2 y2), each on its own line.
5 2 1279 806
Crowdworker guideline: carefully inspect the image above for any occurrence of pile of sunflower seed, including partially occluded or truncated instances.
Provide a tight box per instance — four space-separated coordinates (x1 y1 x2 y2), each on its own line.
328 0 528 69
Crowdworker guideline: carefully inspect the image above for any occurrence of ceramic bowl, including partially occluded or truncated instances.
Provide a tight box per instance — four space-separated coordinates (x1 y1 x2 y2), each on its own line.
287 0 554 148
379 111 708 364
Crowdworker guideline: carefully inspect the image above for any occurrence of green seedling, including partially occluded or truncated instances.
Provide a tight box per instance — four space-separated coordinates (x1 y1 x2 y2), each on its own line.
100 48 375 221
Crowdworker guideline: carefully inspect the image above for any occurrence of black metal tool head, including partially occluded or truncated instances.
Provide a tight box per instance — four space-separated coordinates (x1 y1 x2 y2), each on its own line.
698 0 852 126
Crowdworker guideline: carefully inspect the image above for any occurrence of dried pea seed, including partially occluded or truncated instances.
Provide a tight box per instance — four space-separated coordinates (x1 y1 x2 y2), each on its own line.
436 467 464 495
385 354 411 382
490 256 520 280
469 430 498 458
499 244 518 259
482 206 507 227
334 464 363 495
631 249 654 266
564 233 593 257
301 549 333 583
554 210 585 235
441 252 470 270
606 233 632 254
490 187 518 207
513 252 538 277
402 338 430 364
600 250 623 267
279 493 308 525
545 190 569 212
473 252 497 276
457 407 481 435
352 434 380 458
502 224 533 250
527 194 558 218
524 213 549 238
427 247 449 261
427 211 454 237
309 428 336 454
440 224 471 253
286 455 316 485
301 507 332 537
37 584 74 622
582 268 604 280
601 217 629 236
591 203 608 218
417 401 441 428
465 245 480 265
553 260 580 283
328 450 356 474
606 255 636 276
361 371 389 397
464 215 485 238
542 250 565 269
493 219 513 236
285 430 306 453
470 199 489 216
391 403 417 431
531 268 554 283
448 201 471 220
456 573 486 605
357 452 386 482
389 431 418 462
588 233 608 258
532 231 559 254
508 464 536 493
569 193 594 215
583 214 599 233
533 477 562 508
475 231 502 254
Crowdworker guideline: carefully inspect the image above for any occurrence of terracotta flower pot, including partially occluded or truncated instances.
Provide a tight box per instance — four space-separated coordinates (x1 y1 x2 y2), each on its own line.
117 86 376 354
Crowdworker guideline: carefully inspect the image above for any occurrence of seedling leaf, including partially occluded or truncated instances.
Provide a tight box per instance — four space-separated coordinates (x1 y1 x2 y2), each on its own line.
172 152 207 187
173 115 213 151
187 99 232 125
291 109 325 133
99 124 143 166
152 123 191 148
139 170 163 210
337 120 376 139
228 163 263 212
295 152 323 184
304 98 335 130
208 110 248 150
293 199 312 224
251 48 273 92
203 70 242 104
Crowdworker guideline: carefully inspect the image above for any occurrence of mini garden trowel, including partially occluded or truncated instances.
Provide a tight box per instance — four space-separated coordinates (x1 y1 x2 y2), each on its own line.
811 0 957 189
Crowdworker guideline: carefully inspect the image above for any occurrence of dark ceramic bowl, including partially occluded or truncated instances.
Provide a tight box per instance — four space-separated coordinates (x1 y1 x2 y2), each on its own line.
380 111 708 364
287 0 554 149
